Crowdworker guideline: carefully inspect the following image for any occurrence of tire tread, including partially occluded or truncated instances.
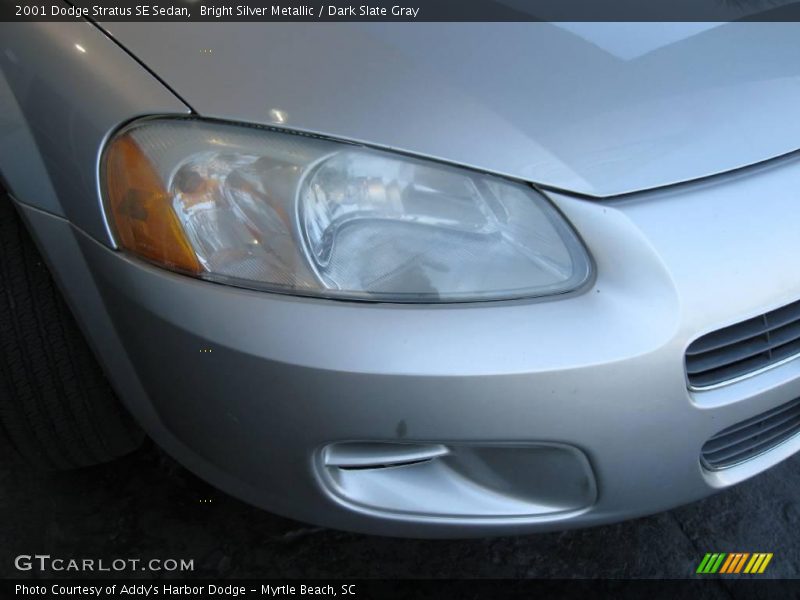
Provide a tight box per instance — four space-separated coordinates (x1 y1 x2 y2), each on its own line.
0 191 143 469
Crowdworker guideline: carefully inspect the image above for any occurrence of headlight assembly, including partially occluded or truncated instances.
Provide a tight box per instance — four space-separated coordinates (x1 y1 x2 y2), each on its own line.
102 118 591 302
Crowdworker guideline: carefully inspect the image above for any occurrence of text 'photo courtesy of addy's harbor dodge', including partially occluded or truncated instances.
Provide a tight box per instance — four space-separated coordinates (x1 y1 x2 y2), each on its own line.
14 583 352 597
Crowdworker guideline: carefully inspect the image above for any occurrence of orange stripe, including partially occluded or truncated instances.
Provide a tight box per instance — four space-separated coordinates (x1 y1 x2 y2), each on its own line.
728 552 742 573
720 554 736 574
734 553 750 573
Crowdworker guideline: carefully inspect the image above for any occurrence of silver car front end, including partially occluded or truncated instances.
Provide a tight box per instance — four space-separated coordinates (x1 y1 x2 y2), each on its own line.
3 21 800 536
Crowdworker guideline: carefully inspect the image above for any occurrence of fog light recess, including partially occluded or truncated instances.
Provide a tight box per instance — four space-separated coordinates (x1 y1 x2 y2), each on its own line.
316 441 596 520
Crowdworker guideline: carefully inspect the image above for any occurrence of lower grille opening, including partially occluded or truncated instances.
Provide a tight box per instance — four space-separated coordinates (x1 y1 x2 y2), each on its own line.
701 397 800 469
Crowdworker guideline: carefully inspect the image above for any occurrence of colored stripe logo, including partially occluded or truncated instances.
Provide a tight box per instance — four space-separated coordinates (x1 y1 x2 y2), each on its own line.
696 553 773 574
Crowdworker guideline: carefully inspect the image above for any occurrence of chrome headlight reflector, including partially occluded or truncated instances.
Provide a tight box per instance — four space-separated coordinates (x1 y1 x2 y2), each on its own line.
103 118 591 302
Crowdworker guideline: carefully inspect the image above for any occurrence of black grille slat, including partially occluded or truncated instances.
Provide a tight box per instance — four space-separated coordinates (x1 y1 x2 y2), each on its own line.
769 320 800 349
772 338 800 362
686 300 800 388
688 354 773 389
703 409 800 455
704 397 800 442
703 415 800 465
686 336 771 374
766 300 800 330
687 321 800 375
701 397 800 469
685 316 770 356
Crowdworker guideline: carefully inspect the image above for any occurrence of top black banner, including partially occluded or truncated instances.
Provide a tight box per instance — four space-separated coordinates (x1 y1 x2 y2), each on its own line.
5 0 800 22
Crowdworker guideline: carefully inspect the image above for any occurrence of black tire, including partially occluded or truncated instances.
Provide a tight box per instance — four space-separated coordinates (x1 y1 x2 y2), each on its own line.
0 188 144 469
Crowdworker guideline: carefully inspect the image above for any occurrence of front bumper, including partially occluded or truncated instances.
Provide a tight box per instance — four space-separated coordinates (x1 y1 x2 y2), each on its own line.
18 151 800 537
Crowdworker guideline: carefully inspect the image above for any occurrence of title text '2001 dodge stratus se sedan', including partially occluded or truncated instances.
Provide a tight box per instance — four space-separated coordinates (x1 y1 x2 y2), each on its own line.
2 19 800 537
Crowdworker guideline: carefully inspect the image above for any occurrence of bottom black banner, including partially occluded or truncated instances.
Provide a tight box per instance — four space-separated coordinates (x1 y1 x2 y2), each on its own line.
2 579 798 600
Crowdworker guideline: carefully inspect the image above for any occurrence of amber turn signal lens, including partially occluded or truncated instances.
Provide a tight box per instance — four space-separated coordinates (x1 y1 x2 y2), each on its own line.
101 118 591 302
103 133 201 274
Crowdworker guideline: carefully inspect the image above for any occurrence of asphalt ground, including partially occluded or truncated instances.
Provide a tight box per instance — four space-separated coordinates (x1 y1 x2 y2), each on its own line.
1 437 799 587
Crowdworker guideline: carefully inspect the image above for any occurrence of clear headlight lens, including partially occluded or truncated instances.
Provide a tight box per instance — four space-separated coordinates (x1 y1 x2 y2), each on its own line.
103 118 590 302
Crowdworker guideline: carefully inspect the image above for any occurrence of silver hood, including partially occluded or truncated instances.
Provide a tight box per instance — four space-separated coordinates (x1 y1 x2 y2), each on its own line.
103 22 800 197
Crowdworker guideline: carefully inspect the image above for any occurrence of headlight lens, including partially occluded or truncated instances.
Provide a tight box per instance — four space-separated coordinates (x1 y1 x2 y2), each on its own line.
103 118 590 302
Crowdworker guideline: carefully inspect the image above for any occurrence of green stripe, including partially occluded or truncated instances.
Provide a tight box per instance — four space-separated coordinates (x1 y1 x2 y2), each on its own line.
711 553 727 573
697 553 727 574
700 553 719 574
696 554 713 574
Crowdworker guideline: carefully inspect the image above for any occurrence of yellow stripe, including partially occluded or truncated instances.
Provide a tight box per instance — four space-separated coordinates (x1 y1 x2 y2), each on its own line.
744 554 759 574
749 554 766 573
758 553 773 574
734 553 749 573
720 554 736 574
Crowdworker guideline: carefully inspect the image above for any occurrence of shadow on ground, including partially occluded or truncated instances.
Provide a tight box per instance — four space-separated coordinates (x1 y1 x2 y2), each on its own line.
1 440 798 580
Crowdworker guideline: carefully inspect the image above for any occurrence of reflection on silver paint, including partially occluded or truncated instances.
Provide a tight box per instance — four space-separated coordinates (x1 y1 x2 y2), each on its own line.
102 22 800 197
0 69 61 214
268 108 287 124
13 147 800 536
4 22 800 536
554 22 724 60
0 22 190 243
